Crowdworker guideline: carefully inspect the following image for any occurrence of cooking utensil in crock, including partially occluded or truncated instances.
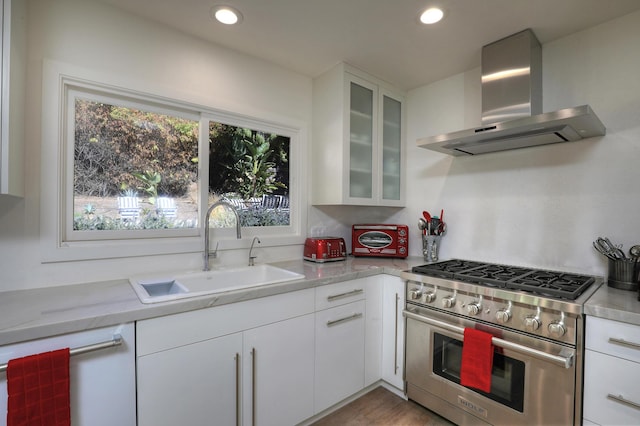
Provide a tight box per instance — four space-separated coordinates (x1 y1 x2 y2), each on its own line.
594 237 627 260
593 240 619 261
437 222 447 235
430 217 440 234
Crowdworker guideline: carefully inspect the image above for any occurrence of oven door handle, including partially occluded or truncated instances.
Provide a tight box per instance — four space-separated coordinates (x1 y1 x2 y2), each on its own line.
403 310 574 369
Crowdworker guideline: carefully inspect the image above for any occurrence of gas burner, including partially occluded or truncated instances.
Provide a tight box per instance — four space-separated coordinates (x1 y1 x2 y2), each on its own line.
508 272 595 300
454 264 536 287
411 259 485 278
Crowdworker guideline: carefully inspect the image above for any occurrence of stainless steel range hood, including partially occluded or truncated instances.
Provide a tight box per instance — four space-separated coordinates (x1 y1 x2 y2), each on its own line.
418 29 605 156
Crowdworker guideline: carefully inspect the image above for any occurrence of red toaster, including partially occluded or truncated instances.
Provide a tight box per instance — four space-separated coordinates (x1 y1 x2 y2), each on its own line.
303 237 347 262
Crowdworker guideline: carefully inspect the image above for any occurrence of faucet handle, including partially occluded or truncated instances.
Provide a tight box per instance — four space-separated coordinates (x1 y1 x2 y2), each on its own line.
209 241 220 258
248 236 261 266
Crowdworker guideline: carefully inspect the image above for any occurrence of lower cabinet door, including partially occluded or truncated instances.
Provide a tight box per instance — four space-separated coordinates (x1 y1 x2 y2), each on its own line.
314 300 366 413
381 275 405 390
243 314 315 426
137 332 243 426
583 350 640 425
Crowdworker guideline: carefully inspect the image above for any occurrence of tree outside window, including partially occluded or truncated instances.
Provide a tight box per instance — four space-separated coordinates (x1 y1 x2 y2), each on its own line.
208 121 290 228
73 99 200 231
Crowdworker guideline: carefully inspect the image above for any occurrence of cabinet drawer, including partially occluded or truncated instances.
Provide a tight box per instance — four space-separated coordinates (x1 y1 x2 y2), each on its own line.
315 279 366 310
583 350 640 425
586 316 640 363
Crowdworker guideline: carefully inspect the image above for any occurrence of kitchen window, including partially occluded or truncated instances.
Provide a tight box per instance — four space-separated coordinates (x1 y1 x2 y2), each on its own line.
70 93 201 236
207 120 290 229
40 62 305 262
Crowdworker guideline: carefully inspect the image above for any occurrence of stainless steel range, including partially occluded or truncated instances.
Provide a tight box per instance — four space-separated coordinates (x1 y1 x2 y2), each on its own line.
401 259 603 426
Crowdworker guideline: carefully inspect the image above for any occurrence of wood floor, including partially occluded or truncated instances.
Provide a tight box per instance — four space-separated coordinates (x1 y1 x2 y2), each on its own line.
311 387 456 426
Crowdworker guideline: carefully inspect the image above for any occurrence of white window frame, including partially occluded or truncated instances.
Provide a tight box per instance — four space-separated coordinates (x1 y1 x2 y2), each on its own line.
40 61 307 263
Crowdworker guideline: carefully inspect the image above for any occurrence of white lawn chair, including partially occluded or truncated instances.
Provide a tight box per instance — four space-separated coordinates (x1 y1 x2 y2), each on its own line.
261 194 280 210
156 197 177 219
117 196 141 220
278 195 290 211
224 197 247 211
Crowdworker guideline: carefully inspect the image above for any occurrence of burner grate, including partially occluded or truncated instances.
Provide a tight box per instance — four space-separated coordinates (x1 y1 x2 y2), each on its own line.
411 259 595 300
508 272 595 300
411 259 485 279
455 265 536 287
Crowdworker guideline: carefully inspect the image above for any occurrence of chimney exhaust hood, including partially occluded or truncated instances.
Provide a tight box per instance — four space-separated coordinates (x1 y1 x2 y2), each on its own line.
418 29 605 156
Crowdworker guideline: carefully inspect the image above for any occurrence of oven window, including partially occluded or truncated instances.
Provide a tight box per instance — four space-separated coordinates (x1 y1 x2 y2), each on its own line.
358 231 392 248
433 333 525 412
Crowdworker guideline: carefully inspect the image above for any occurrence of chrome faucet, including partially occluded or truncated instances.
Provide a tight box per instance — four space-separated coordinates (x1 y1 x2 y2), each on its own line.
248 236 261 266
203 200 242 271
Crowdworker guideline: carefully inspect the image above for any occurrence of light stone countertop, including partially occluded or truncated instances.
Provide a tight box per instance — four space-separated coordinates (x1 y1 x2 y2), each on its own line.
0 256 424 346
583 282 640 326
4 255 638 346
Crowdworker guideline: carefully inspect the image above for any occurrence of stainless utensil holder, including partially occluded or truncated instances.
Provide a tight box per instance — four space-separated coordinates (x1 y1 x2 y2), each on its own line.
607 258 640 291
422 235 441 263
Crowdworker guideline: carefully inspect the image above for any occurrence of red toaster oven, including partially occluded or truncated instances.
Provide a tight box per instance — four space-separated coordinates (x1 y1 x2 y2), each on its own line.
352 224 408 258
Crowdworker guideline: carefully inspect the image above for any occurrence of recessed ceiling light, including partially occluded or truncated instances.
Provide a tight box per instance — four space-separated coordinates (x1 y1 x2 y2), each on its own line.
420 7 444 25
211 5 243 25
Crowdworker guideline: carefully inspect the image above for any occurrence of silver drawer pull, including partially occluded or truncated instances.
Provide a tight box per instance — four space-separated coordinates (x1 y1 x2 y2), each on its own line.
608 337 640 350
607 393 640 411
327 289 364 301
327 313 363 327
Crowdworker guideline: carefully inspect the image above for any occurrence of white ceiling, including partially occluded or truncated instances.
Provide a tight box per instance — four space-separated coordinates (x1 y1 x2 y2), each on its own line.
99 0 640 90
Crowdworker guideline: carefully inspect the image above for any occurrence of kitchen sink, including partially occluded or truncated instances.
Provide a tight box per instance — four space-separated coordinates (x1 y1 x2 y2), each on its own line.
130 264 305 304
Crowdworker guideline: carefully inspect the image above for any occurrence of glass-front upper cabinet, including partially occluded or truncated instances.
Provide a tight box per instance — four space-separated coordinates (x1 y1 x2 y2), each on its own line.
0 0 26 197
312 63 405 206
349 80 375 200
381 92 402 202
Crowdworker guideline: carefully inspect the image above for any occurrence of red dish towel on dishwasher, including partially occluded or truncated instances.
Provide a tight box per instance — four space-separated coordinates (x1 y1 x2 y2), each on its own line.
460 328 494 393
6 348 71 426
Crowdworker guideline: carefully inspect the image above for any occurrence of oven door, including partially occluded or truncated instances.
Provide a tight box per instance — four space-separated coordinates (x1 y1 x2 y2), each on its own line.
404 305 576 426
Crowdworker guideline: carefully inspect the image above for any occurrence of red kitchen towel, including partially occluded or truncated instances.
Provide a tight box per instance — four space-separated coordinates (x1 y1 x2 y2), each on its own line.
6 348 71 426
460 328 494 393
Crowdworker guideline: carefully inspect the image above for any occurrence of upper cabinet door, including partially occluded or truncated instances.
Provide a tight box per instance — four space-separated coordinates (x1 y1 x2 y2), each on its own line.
0 0 26 197
312 63 405 206
380 90 403 204
348 76 377 201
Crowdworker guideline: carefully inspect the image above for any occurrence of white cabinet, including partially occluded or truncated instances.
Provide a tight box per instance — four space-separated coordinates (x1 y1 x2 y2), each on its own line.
315 278 366 311
137 333 242 425
364 274 383 387
315 300 366 413
314 279 368 413
0 324 136 426
136 288 315 426
137 274 404 424
243 315 315 426
312 63 405 206
583 316 640 425
314 275 397 414
381 275 405 390
0 0 25 196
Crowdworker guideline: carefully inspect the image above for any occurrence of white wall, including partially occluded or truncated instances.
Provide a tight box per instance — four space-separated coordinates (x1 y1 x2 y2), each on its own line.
404 10 640 275
0 0 312 291
2 1 639 291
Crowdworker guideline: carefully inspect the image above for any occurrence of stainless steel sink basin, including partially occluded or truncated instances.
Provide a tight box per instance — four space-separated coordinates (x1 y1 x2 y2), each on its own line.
130 264 305 304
